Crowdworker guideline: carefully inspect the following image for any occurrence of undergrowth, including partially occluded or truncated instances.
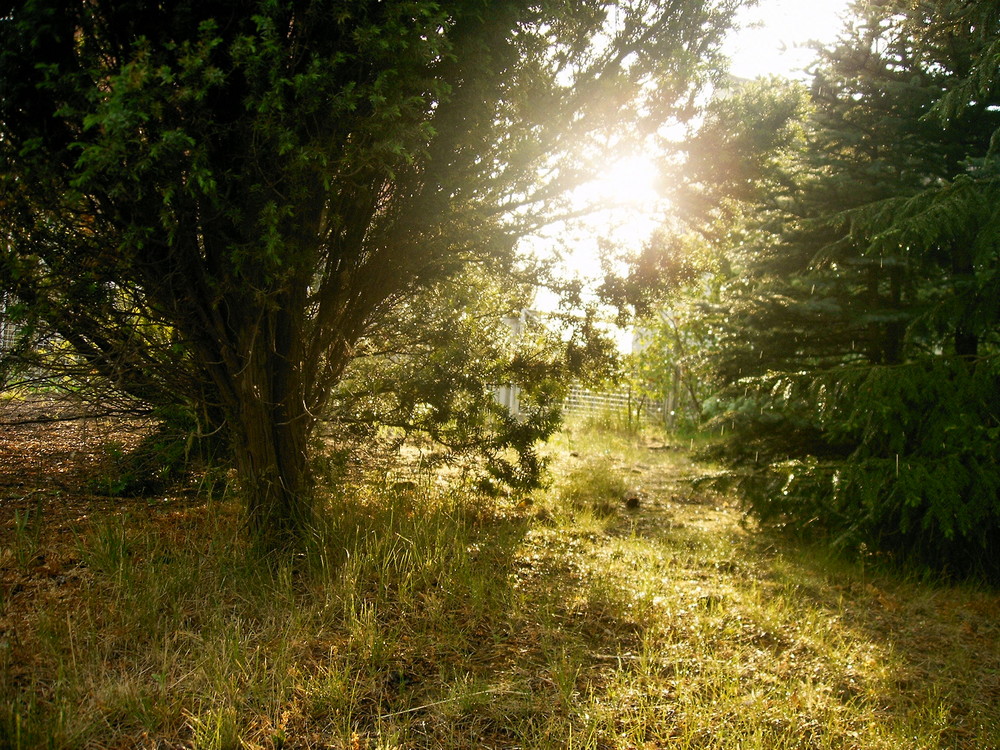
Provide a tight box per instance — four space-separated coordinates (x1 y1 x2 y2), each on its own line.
1 424 998 749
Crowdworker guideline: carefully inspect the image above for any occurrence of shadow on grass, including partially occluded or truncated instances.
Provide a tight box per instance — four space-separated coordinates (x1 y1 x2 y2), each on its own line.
5 437 997 749
732 526 1000 750
1 480 662 749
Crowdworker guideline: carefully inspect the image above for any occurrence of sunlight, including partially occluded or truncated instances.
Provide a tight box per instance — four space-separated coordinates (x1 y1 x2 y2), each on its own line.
577 154 662 213
547 153 664 286
724 0 853 79
526 151 665 329
528 153 666 296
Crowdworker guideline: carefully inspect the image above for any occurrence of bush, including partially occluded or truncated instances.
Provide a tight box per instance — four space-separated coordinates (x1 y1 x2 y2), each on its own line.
703 360 1000 581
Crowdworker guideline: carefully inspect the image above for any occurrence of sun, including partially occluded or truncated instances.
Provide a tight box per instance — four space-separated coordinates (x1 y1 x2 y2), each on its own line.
523 150 666 309
527 152 665 290
579 154 662 212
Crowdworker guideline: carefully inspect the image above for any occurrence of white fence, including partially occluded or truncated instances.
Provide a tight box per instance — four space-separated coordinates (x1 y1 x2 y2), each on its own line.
0 293 16 353
562 386 664 423
493 383 664 424
494 384 521 416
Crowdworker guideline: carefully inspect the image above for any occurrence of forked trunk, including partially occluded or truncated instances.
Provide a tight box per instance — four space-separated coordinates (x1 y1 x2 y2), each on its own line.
233 394 314 552
221 312 317 553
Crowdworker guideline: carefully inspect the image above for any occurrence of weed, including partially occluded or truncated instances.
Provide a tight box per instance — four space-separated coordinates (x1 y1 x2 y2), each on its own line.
2 425 999 748
558 456 630 519
77 514 132 580
186 705 241 750
10 492 45 569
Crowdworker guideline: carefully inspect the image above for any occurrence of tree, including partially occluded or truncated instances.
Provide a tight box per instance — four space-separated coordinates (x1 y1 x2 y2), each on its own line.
0 0 737 549
325 267 569 492
683 1 1000 577
599 228 716 430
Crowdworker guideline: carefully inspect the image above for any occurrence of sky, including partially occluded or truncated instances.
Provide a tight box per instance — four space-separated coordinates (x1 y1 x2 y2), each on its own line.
724 0 856 80
531 0 858 335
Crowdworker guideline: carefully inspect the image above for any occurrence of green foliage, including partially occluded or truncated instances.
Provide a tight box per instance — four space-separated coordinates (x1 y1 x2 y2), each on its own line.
684 0 1000 579
0 0 738 544
328 273 567 492
706 359 1000 575
827 362 999 561
679 77 813 214
83 407 227 498
628 300 717 430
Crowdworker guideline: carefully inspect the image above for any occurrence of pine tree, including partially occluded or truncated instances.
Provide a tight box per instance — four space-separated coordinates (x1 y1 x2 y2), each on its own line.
691 0 1000 577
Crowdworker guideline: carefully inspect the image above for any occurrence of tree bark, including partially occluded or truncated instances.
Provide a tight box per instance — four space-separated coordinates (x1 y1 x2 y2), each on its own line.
233 394 313 551
225 328 316 552
952 242 979 368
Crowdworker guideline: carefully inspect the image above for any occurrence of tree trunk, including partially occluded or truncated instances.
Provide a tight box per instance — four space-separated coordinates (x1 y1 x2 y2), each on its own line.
220 301 318 553
233 400 313 552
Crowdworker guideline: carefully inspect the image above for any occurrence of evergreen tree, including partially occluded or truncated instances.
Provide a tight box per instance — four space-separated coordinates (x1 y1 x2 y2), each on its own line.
690 0 1000 577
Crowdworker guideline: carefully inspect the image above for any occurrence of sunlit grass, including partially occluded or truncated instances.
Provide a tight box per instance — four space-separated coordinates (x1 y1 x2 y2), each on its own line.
1 425 998 748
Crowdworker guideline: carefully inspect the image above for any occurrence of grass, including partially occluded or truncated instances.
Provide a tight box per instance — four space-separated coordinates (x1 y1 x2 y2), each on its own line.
1 422 998 748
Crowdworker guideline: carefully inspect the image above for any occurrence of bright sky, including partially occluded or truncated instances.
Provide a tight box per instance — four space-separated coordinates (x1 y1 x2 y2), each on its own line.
531 0 857 347
556 0 858 280
724 0 855 80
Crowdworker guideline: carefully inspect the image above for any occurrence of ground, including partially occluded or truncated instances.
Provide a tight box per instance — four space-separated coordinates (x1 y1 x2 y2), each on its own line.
0 396 203 524
2 398 999 749
1 398 206 629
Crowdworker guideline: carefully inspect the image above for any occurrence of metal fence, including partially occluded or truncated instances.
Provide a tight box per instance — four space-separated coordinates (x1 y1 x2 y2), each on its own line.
0 292 16 353
562 386 664 423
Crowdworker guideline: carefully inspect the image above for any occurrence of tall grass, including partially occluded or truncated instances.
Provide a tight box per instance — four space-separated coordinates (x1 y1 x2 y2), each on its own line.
2 427 998 748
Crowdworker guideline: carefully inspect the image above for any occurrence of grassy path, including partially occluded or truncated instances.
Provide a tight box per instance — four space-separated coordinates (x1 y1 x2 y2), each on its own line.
523 426 1000 749
1 424 998 748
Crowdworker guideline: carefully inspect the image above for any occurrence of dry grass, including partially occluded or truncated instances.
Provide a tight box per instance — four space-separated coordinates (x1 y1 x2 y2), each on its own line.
1 420 998 748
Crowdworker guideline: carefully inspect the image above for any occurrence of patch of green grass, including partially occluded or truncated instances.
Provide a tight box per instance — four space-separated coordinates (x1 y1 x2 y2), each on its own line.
2 425 998 748
9 501 44 572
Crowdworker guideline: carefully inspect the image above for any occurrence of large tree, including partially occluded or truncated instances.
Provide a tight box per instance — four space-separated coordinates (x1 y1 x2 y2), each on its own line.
0 0 736 547
682 0 1000 576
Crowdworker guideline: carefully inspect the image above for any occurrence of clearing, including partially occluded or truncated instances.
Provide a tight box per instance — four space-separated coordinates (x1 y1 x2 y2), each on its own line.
1 401 998 749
